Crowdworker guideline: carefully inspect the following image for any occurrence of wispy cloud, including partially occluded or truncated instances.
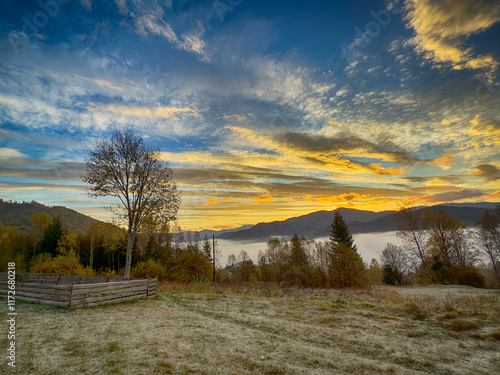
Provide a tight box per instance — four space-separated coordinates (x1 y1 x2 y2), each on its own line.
403 0 500 81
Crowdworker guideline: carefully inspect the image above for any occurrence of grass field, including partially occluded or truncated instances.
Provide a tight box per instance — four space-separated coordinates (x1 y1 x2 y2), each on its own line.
1 283 499 374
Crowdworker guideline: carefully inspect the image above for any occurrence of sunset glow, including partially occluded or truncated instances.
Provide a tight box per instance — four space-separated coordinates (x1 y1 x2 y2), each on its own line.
1 0 499 230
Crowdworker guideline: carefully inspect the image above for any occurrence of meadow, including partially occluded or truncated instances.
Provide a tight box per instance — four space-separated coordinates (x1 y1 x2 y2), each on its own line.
1 284 499 374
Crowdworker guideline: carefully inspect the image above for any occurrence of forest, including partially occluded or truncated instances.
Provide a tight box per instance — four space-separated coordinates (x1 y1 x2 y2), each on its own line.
1 202 499 289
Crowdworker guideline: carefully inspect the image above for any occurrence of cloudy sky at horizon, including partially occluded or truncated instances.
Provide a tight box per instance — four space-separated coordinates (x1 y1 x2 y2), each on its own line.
0 0 499 231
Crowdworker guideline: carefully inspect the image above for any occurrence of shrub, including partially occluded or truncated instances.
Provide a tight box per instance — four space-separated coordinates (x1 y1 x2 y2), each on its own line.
442 319 479 331
405 302 428 320
131 259 167 280
30 254 91 275
167 247 212 283
488 328 500 340
440 311 460 320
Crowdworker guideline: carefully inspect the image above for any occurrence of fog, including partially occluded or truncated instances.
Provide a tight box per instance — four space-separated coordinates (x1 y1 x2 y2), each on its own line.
215 231 402 266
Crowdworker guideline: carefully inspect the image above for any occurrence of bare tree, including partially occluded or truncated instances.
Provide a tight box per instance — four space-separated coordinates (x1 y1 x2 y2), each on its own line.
424 209 478 269
394 205 433 281
380 243 414 285
475 208 500 274
83 129 180 278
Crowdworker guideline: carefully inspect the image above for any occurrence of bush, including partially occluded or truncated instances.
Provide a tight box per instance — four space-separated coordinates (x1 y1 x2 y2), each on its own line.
442 319 480 331
131 259 167 280
167 247 212 283
441 267 485 288
30 254 91 275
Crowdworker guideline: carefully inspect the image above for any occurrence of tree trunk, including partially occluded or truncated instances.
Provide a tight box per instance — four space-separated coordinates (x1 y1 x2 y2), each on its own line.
124 229 135 278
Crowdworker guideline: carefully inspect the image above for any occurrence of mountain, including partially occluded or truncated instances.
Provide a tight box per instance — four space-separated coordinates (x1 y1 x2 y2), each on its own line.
197 225 254 238
0 200 100 232
217 203 499 241
217 208 395 240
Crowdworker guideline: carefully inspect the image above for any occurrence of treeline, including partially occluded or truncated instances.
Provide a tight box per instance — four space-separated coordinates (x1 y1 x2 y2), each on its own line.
0 212 214 282
380 206 500 288
1 206 499 289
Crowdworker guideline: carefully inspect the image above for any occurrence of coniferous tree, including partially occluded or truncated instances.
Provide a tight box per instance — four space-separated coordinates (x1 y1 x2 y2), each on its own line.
329 211 357 251
37 217 64 257
328 211 366 287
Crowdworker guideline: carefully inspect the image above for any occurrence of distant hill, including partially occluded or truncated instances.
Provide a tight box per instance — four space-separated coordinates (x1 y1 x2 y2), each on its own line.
217 203 499 241
0 200 101 232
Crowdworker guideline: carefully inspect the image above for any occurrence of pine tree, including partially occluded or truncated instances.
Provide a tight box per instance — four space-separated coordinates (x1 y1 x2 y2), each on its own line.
37 217 64 257
329 211 357 251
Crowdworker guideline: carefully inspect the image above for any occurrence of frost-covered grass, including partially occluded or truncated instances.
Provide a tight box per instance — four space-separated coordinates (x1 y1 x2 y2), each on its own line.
1 284 499 374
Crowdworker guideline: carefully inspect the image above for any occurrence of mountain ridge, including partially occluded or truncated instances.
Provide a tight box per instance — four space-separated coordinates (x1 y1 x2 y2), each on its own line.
216 203 499 241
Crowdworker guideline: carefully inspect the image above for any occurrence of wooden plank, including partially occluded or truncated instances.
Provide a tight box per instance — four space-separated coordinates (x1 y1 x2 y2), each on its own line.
71 284 148 296
0 281 72 291
109 277 130 282
72 290 147 304
16 295 69 308
70 293 147 308
58 276 83 284
71 290 147 304
18 283 72 291
16 286 72 296
71 285 148 299
80 276 109 284
72 279 148 290
16 290 70 302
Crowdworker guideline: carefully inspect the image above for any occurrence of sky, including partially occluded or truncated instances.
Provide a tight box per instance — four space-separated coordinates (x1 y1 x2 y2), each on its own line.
0 0 499 231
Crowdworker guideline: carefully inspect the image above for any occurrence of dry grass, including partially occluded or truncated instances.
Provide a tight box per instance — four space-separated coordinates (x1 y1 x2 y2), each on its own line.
1 284 499 374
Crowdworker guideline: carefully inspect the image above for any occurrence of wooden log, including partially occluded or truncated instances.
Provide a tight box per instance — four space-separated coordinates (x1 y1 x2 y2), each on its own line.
109 277 130 282
71 285 148 299
70 293 147 308
16 295 69 308
72 290 146 304
0 281 72 292
58 276 83 284
72 279 148 291
15 290 71 302
16 286 72 296
69 295 146 308
79 276 109 284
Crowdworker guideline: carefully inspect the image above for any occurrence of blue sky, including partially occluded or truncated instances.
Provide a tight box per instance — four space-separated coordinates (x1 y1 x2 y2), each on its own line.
0 0 499 230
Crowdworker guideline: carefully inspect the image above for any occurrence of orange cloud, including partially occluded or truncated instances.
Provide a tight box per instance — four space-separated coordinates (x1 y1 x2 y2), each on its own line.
431 156 454 165
203 198 221 206
483 191 500 199
370 163 408 177
254 194 275 203
222 197 234 202
317 192 370 204
403 188 484 205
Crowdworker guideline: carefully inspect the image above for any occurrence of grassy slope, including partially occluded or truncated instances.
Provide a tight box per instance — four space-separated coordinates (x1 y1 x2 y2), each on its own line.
1 285 499 374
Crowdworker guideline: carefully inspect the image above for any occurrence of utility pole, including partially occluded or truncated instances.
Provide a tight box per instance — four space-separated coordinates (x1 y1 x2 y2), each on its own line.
213 235 216 284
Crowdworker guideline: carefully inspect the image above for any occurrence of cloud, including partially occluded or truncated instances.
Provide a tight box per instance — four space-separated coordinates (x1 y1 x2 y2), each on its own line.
0 148 27 158
254 194 275 203
275 131 418 164
370 163 409 177
132 8 208 59
203 198 222 206
431 155 455 170
102 105 198 119
317 193 370 204
469 116 500 146
474 164 500 180
403 0 500 81
405 188 485 204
